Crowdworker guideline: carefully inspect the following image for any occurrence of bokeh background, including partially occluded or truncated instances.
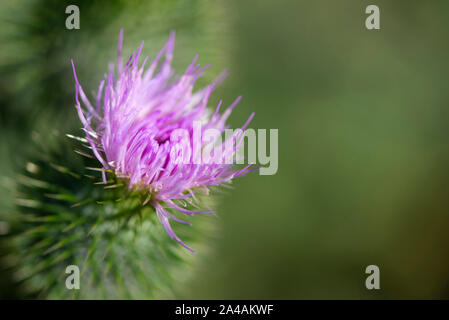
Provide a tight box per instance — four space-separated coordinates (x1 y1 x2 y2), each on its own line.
2 0 449 299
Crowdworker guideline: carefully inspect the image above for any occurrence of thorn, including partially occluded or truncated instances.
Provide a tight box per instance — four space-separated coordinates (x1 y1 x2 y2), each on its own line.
74 149 94 159
104 183 124 189
66 134 88 143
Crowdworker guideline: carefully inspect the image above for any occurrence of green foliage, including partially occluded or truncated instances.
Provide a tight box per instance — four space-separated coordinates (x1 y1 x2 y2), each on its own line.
0 0 230 133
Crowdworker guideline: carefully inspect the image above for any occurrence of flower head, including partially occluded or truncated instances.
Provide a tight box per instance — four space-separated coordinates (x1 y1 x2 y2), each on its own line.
71 30 254 252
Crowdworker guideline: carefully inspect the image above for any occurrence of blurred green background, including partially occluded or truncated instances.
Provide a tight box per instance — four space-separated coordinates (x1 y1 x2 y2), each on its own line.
2 0 449 299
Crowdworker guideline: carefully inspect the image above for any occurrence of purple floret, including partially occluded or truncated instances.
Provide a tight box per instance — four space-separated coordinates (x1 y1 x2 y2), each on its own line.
71 30 254 252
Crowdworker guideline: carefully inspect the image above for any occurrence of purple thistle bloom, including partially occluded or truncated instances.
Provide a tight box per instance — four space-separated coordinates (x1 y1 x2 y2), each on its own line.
71 30 254 252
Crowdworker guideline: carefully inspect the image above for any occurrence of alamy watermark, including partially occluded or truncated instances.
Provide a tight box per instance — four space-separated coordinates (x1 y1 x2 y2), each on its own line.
65 5 80 30
365 5 380 30
365 265 380 290
169 121 278 175
65 265 80 290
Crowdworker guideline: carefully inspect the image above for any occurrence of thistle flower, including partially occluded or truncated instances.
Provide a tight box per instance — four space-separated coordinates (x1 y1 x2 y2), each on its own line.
71 30 254 252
